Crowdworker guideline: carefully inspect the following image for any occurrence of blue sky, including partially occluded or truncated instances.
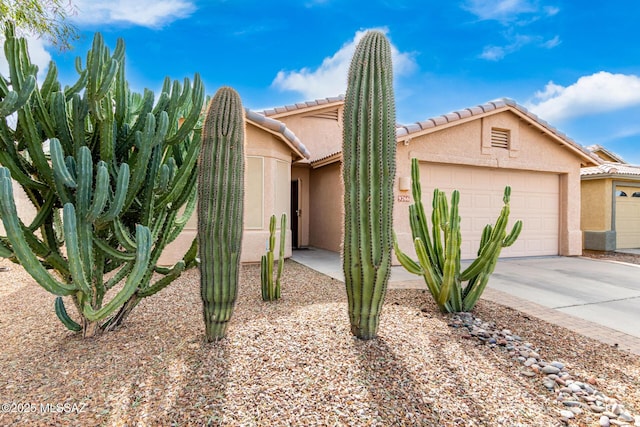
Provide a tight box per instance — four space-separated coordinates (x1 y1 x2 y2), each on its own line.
2 0 640 163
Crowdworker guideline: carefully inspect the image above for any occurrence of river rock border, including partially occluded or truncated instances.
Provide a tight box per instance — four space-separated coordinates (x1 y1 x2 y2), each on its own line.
448 312 639 426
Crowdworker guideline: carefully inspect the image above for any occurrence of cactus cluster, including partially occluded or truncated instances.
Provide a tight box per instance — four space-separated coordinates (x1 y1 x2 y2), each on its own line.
261 213 286 301
342 31 396 340
394 158 523 313
0 23 204 337
197 87 245 342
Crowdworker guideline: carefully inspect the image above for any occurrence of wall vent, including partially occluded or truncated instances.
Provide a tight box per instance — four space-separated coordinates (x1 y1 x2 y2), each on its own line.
491 128 510 149
304 109 339 121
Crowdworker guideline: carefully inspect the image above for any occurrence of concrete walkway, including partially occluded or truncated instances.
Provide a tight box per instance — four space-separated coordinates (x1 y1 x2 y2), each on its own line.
291 248 640 355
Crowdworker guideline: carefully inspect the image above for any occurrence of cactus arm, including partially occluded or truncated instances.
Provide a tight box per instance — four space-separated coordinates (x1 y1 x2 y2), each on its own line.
26 189 55 231
96 163 130 225
138 260 185 298
0 169 75 295
392 234 423 275
55 297 82 332
166 74 204 145
18 107 54 187
503 220 523 247
0 237 13 257
274 213 287 299
113 217 136 251
105 261 134 290
40 62 59 96
82 224 151 322
64 70 88 102
86 162 109 222
50 138 77 189
92 236 137 261
62 203 91 297
49 92 75 153
261 255 268 300
156 129 200 207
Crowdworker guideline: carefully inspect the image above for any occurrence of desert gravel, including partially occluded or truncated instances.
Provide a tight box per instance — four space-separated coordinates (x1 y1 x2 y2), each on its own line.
0 254 639 426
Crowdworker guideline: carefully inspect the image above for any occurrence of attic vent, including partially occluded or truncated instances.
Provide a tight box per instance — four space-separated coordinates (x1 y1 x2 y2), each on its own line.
491 128 510 149
304 110 339 121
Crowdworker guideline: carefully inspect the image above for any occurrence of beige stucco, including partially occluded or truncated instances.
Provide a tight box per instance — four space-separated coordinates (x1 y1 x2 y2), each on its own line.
581 179 612 231
392 110 584 257
275 105 590 259
581 175 640 250
159 122 295 265
308 162 343 252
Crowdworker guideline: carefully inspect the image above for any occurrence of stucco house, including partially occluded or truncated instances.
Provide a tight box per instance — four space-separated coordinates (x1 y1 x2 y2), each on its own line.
5 96 603 264
266 97 598 260
581 145 640 251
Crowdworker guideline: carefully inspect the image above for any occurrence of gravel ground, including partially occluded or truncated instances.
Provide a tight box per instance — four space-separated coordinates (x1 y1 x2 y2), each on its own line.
0 253 639 426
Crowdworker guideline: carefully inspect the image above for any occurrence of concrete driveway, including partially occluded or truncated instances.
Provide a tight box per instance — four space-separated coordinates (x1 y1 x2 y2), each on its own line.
291 248 640 353
487 256 640 339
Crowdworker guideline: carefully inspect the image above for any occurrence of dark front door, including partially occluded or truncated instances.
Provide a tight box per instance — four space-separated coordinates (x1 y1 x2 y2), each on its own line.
291 179 300 248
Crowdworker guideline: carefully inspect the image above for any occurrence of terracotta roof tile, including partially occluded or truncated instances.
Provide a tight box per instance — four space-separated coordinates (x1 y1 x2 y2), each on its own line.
581 163 640 177
261 95 345 116
245 109 310 159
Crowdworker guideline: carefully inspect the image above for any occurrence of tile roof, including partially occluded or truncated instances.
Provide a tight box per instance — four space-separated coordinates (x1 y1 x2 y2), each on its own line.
261 95 345 117
581 163 640 177
256 96 599 166
245 109 310 160
585 144 627 164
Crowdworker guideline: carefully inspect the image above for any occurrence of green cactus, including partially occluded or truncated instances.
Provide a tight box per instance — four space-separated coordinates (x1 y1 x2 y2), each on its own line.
394 158 523 313
261 213 287 301
342 31 396 340
197 87 245 342
0 23 204 337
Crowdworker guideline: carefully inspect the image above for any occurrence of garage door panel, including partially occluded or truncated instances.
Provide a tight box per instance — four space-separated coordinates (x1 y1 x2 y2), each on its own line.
615 186 640 249
422 163 559 258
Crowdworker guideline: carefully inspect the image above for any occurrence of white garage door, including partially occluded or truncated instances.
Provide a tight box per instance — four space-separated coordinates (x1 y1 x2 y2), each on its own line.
421 163 559 259
615 186 640 249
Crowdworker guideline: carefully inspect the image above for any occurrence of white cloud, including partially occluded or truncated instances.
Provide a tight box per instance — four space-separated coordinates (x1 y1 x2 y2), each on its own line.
463 0 537 23
0 34 51 82
480 33 559 61
71 0 196 28
271 28 416 99
527 72 640 122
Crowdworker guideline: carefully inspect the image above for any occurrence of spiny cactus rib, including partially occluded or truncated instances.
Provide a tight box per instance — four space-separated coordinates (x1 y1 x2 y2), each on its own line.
0 25 205 336
395 158 523 313
342 31 396 339
198 86 245 342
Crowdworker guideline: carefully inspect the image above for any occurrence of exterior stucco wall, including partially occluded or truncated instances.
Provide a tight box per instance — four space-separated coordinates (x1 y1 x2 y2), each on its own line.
581 179 611 231
394 110 584 257
308 162 343 252
159 123 293 265
274 107 343 162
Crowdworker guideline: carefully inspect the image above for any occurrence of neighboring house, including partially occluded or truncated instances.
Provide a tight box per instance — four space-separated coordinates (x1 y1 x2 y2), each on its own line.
581 145 640 251
265 97 598 260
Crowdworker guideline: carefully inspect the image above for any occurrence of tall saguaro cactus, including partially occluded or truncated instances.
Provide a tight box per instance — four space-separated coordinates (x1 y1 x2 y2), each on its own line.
198 87 245 342
342 31 396 340
0 23 204 337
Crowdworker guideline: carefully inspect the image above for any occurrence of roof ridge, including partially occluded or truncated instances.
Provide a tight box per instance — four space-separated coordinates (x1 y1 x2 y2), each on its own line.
260 95 345 116
245 109 310 159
